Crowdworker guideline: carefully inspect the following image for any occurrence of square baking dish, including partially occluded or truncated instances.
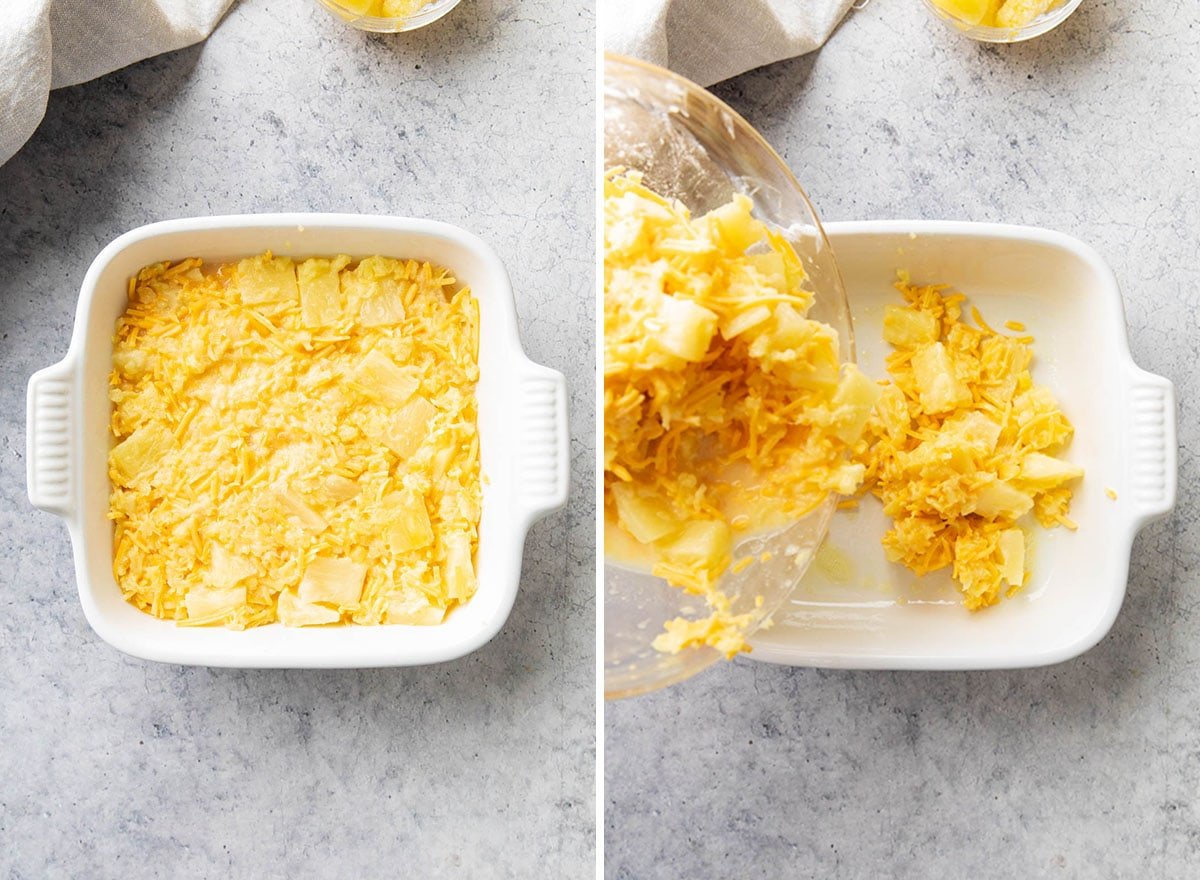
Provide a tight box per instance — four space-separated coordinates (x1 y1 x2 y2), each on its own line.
26 214 569 668
749 221 1176 670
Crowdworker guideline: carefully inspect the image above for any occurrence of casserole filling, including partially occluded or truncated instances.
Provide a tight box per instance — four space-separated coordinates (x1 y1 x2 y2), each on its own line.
855 275 1083 609
108 253 480 628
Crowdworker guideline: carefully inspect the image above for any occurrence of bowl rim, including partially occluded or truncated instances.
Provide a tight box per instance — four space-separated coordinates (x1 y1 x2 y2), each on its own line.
25 212 569 668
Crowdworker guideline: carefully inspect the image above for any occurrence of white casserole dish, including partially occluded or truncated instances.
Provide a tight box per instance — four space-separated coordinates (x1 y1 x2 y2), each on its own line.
26 214 569 668
750 221 1176 670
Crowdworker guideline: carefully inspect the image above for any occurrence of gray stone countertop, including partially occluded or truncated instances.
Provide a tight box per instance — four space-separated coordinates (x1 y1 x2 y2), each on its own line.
606 0 1200 877
0 1 593 877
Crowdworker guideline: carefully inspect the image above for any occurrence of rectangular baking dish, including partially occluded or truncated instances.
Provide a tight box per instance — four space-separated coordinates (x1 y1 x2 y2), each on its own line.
26 214 569 668
750 221 1176 670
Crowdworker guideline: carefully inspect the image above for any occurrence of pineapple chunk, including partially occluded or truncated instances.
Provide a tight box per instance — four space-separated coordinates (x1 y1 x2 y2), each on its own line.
656 519 732 581
358 284 406 327
830 365 881 444
945 411 1002 453
277 589 342 627
273 489 328 533
1018 452 1084 489
745 252 787 289
611 482 682 544
825 461 867 496
381 395 436 459
441 530 475 601
353 350 419 405
381 0 425 15
382 490 435 553
764 301 810 349
185 585 245 620
110 424 173 486
719 304 772 340
315 474 360 504
297 257 345 328
430 442 456 482
973 480 1034 519
758 308 840 390
703 195 762 254
997 528 1025 587
654 295 717 362
912 342 972 414
996 0 1055 27
236 253 298 304
112 348 149 381
882 305 940 348
873 384 911 441
209 544 256 590
728 261 789 308
386 592 445 626
298 557 367 607
931 0 993 24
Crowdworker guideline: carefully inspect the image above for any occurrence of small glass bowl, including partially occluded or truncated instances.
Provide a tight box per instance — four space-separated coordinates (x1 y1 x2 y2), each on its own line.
603 54 853 700
315 0 460 33
921 0 1083 42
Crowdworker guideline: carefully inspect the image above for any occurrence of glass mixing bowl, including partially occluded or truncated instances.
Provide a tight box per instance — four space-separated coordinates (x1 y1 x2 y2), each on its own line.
921 0 1084 42
603 54 855 699
315 0 460 33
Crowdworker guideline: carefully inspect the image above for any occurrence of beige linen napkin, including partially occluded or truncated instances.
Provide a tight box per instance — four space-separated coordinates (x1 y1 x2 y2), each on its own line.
0 0 234 166
605 0 858 87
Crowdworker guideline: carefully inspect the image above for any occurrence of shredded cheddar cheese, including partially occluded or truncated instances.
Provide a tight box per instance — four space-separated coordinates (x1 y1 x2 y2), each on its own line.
856 276 1083 610
603 170 877 656
109 253 480 629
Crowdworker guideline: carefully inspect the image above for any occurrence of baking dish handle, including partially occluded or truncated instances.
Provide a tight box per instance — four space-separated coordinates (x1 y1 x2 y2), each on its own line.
514 360 570 523
1124 366 1177 526
26 358 77 518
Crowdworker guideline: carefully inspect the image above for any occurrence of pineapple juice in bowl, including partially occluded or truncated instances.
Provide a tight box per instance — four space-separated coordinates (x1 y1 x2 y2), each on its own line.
603 55 865 699
921 0 1084 41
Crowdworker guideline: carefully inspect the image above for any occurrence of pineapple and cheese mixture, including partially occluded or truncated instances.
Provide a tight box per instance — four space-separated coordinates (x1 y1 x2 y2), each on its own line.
604 170 877 657
109 253 480 629
856 276 1082 610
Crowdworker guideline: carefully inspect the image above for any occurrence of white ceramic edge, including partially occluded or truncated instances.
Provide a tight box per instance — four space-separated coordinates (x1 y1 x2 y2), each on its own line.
25 213 569 668
748 219 1178 672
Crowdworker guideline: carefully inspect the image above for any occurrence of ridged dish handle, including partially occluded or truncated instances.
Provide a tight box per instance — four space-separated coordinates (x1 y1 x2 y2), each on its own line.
27 358 77 518
514 361 570 522
1125 367 1176 525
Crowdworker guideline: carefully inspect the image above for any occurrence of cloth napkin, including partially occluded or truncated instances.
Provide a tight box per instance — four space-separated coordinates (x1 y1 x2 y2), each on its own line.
605 0 858 87
0 0 234 166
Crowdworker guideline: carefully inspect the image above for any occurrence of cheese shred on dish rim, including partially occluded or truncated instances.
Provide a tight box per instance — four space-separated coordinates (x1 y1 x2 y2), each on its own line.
108 253 480 629
856 275 1083 610
604 170 877 657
